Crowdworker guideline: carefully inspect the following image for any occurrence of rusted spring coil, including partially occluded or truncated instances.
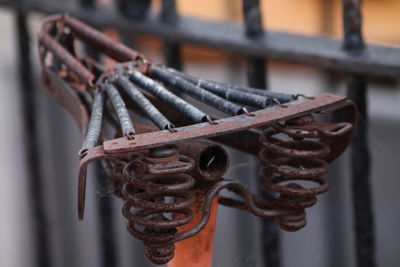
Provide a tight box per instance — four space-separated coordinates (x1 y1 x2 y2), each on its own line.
121 146 196 265
259 116 331 231
102 158 130 198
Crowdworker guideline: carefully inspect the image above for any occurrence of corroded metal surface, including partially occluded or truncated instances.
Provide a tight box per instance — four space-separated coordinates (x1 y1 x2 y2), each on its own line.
18 0 400 77
102 94 347 154
259 114 353 230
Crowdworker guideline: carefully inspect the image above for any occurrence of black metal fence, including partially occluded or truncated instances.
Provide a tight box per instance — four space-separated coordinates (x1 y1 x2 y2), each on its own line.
3 0 399 266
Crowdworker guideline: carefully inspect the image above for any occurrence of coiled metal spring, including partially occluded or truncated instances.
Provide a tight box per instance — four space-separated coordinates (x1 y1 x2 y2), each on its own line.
121 145 196 265
259 115 332 231
102 158 130 198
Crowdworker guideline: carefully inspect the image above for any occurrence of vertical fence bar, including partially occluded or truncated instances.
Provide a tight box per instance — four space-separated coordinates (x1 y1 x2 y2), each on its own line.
112 2 152 266
79 0 96 8
15 8 51 267
161 0 182 70
318 2 344 265
94 163 119 267
116 0 151 20
79 0 100 60
242 0 266 88
260 219 280 267
342 1 375 267
115 0 152 48
242 1 279 267
77 1 119 267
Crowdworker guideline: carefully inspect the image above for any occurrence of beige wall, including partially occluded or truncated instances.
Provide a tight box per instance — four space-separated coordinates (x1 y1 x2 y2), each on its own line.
154 0 400 45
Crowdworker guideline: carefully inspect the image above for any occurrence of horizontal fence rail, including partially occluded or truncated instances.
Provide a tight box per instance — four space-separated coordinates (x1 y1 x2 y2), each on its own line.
2 0 400 78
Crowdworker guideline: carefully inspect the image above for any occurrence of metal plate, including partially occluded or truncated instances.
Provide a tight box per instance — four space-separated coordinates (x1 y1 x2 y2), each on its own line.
103 94 346 154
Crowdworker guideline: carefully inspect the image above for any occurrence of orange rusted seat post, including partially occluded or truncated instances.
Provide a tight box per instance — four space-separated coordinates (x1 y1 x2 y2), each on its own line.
169 197 218 267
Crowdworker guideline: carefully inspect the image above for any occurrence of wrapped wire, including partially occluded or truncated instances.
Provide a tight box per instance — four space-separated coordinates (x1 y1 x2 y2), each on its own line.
128 70 211 123
149 66 250 116
165 68 268 107
115 76 175 131
79 91 105 156
168 67 293 104
104 82 135 138
224 84 293 103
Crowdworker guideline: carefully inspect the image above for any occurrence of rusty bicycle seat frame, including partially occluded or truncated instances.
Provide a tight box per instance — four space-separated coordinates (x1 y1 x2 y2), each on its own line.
38 14 356 265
